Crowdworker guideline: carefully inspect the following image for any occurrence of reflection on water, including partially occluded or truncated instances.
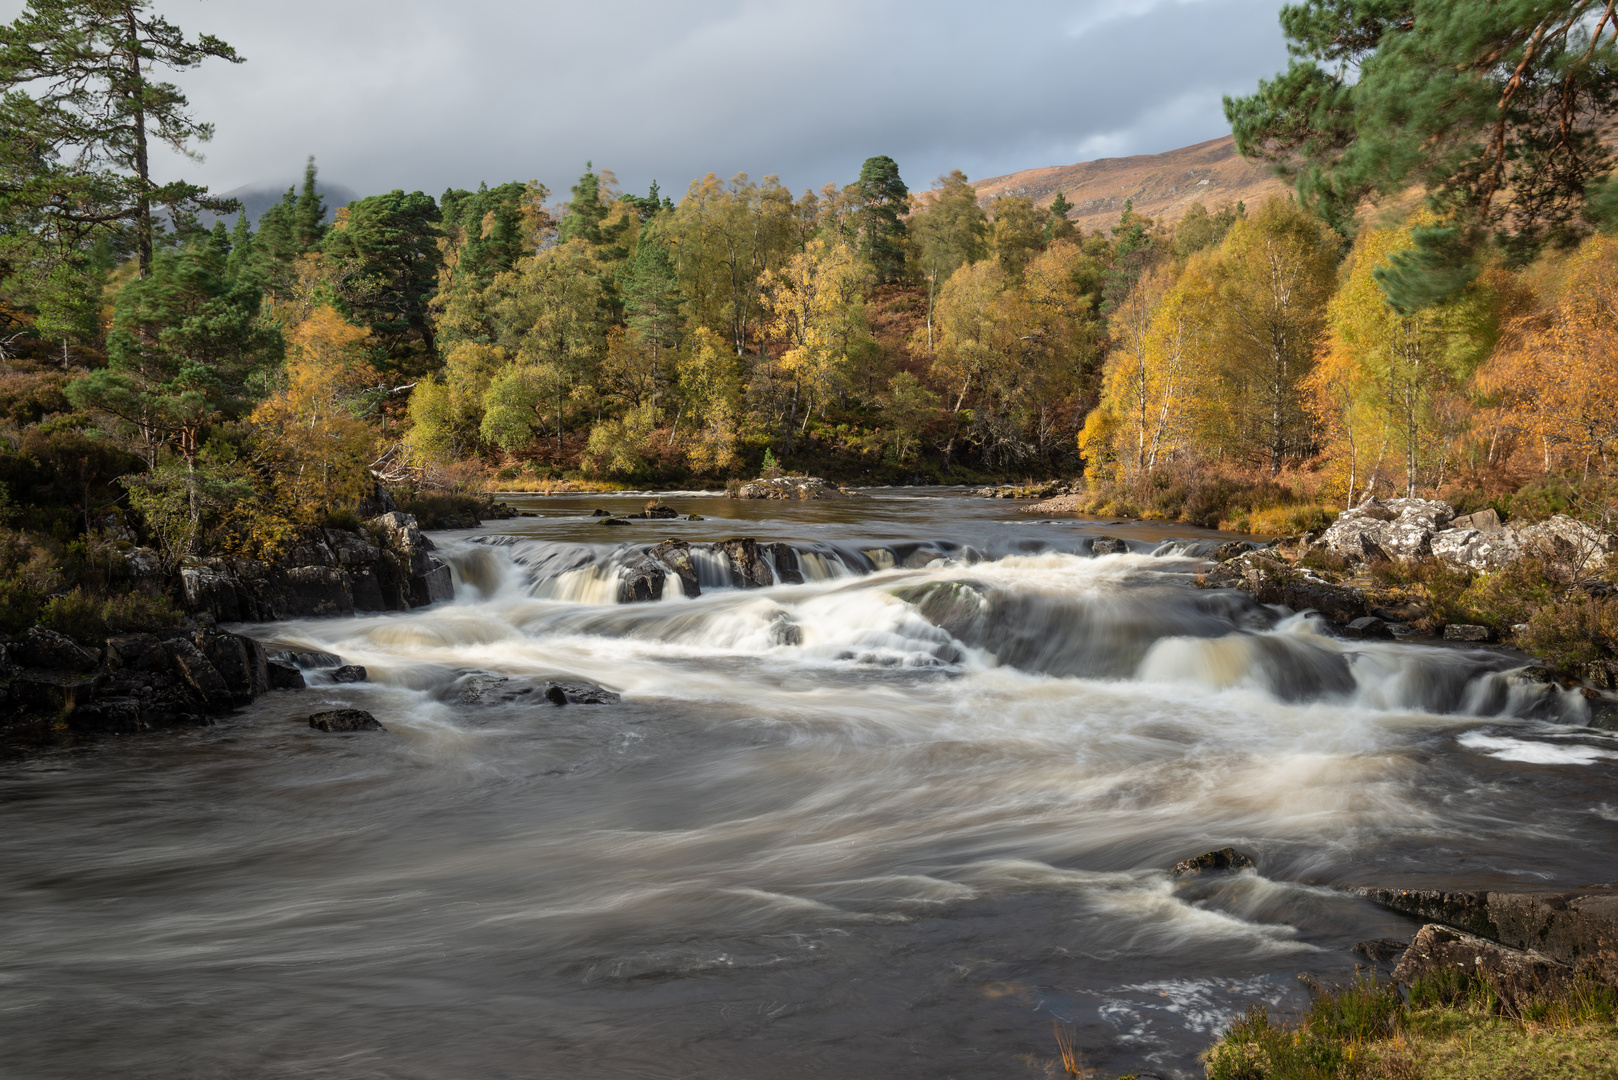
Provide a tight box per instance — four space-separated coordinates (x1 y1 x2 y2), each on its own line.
1 489 1614 1079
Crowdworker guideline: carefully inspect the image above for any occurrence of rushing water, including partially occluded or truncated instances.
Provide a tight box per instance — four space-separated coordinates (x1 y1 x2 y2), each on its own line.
4 489 1617 1079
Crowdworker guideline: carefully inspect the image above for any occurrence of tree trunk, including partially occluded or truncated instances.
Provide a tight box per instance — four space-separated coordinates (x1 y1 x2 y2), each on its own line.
126 8 152 277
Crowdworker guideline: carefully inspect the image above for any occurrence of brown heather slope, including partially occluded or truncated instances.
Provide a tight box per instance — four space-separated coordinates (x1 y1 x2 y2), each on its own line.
971 134 1289 231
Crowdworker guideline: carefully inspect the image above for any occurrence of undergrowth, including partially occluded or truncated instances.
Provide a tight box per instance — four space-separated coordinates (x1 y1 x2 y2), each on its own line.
1201 969 1618 1080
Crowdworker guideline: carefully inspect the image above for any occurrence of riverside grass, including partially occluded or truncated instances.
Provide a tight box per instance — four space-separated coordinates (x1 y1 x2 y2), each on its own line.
1197 969 1618 1080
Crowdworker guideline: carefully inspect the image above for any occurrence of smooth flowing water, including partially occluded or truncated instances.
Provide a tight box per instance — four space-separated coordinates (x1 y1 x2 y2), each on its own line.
4 489 1617 1079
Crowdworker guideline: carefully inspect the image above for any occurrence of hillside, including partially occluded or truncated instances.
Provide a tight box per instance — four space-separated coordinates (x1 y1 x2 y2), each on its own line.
972 134 1289 231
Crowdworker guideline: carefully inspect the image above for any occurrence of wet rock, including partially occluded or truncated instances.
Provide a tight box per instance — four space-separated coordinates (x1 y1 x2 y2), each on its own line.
331 665 368 684
280 566 356 618
309 708 386 732
1213 541 1255 562
599 517 631 527
618 557 667 603
1589 698 1618 731
591 509 611 516
372 511 435 575
1353 938 1410 964
544 680 621 705
1343 616 1392 640
633 502 679 520
196 628 269 705
1090 536 1129 555
1172 847 1256 876
163 638 234 712
409 558 454 607
278 650 344 670
266 661 306 690
1363 887 1618 984
717 538 774 588
324 528 382 568
770 543 804 585
453 673 535 705
16 628 99 672
1443 623 1493 642
686 514 704 521
649 540 701 598
1201 552 1368 624
1392 923 1569 1000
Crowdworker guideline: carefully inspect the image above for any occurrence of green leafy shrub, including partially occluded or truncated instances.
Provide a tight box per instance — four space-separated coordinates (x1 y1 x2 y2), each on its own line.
1454 558 1555 632
101 592 183 634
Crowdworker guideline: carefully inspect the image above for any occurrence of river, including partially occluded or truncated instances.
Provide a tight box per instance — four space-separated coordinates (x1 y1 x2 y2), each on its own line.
3 488 1615 1078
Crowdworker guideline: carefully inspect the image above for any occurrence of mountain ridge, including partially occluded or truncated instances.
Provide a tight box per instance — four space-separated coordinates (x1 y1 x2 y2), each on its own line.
970 134 1290 231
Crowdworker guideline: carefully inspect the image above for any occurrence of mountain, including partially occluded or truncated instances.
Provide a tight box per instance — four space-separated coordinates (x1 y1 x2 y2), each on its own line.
198 180 363 229
971 134 1289 232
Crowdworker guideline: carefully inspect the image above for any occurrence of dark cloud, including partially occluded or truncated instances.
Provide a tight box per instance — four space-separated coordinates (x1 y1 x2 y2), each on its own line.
106 0 1286 200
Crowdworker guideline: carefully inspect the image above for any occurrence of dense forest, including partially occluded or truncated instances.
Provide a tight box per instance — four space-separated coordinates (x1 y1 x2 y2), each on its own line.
3 0 1618 637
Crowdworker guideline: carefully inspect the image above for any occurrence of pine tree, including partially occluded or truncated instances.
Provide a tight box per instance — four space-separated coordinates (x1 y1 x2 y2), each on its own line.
853 155 909 283
0 0 242 277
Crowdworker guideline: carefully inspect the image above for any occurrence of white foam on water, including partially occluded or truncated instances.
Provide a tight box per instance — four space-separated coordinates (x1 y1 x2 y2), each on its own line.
1458 731 1618 764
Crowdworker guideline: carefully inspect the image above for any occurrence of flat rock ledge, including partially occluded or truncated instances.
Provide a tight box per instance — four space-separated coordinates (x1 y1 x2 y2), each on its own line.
1364 886 1618 987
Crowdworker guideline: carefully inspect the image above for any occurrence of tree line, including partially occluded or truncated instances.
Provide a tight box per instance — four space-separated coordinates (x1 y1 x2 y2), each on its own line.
0 0 1615 594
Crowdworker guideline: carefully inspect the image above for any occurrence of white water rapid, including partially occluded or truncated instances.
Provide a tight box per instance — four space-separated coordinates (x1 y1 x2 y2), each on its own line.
2 488 1614 1079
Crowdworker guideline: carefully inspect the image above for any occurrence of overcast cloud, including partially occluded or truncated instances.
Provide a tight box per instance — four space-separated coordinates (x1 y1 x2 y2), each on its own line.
6 0 1290 201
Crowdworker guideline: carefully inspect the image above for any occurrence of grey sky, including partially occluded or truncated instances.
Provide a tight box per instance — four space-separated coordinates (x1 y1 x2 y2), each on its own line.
11 0 1290 201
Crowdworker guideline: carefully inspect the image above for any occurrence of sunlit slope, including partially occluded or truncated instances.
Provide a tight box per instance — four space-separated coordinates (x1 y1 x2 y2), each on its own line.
972 134 1290 230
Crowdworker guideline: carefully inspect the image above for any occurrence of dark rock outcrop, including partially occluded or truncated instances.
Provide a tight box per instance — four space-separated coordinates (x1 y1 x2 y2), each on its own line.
309 708 385 732
180 511 454 623
1364 887 1618 985
1344 616 1393 640
266 661 306 690
1090 536 1129 555
544 680 621 705
2 626 289 736
17 628 99 672
331 665 368 683
1172 847 1256 876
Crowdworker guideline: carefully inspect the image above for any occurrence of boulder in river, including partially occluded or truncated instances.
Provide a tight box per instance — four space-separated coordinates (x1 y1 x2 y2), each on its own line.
1172 847 1257 876
1090 536 1129 555
331 665 368 683
266 661 306 690
617 557 667 603
717 538 775 588
1442 623 1493 642
309 708 386 732
649 540 701 598
544 680 621 705
734 476 856 500
1343 616 1393 640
